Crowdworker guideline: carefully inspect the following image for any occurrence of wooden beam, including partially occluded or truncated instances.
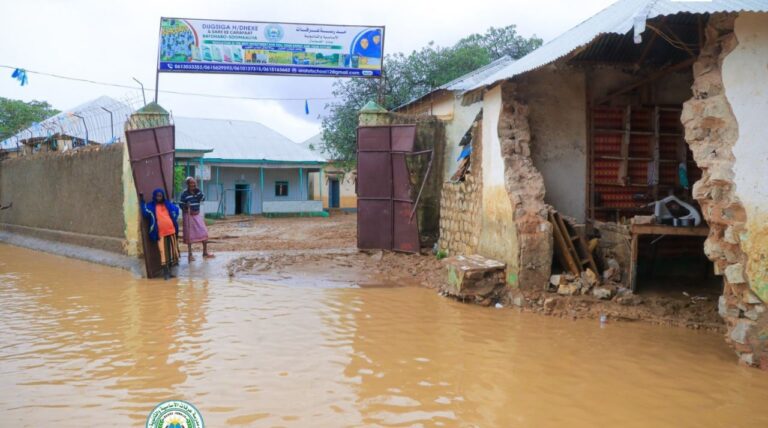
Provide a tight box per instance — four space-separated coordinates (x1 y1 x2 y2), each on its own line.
595 58 696 105
631 224 710 237
618 105 631 186
658 23 696 58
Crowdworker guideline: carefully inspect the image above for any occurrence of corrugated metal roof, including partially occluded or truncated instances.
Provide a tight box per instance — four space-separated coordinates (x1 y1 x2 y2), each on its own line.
300 133 327 158
470 0 768 89
439 56 515 91
395 56 514 110
1 95 133 150
174 117 325 163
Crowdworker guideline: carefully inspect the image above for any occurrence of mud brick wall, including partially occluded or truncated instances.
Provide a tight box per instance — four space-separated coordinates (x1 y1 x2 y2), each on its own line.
682 13 767 368
438 118 483 256
439 174 482 256
0 144 132 254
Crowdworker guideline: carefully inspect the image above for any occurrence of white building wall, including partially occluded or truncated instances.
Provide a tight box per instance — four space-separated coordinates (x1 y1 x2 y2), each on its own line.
722 12 768 299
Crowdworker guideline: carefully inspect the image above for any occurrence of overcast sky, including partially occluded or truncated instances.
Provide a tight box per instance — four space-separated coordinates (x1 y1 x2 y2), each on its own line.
0 0 615 142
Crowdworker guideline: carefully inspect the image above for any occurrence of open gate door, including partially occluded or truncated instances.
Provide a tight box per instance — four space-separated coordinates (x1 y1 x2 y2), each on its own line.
357 125 420 253
125 125 176 278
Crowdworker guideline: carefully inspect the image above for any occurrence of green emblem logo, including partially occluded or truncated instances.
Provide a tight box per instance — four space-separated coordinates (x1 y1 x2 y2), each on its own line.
146 400 204 428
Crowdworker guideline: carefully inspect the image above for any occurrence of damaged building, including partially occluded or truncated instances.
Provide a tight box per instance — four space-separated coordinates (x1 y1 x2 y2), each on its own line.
396 0 768 367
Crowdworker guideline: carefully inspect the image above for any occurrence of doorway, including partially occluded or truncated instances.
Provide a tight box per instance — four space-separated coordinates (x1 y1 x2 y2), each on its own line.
329 178 340 209
235 183 250 215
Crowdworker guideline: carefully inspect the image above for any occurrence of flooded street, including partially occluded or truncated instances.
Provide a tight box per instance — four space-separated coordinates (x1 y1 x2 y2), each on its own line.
2 244 768 427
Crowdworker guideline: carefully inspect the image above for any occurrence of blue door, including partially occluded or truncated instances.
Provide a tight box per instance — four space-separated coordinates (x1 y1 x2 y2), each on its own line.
329 179 340 208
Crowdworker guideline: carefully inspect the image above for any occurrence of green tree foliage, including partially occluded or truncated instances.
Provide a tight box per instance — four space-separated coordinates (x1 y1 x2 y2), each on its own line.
0 97 59 141
320 25 542 164
173 165 186 197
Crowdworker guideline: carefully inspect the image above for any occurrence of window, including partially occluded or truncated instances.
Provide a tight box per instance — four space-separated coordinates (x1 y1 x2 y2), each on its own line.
275 181 289 197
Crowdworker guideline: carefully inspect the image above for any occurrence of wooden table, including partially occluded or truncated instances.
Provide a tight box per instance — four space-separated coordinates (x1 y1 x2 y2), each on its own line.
629 224 709 292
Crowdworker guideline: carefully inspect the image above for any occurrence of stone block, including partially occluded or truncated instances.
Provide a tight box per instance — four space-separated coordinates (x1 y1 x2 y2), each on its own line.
442 255 506 303
744 305 765 321
725 263 745 284
739 353 755 366
719 295 740 318
592 286 614 300
729 320 753 345
557 282 581 296
744 292 762 305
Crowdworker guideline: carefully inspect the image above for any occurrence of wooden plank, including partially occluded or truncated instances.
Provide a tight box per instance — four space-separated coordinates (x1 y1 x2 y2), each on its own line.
554 212 591 276
631 224 710 237
618 105 631 186
595 58 696 105
652 106 660 201
629 234 639 292
550 212 580 275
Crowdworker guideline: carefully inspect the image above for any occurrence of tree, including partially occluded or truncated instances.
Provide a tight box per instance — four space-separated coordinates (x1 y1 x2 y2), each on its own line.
0 97 59 141
456 25 543 61
320 25 542 164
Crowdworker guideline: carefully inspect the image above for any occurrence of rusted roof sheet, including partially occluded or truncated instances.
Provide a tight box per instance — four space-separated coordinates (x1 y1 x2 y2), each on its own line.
470 0 768 89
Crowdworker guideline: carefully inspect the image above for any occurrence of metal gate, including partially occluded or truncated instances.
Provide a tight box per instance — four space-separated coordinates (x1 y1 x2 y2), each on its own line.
357 125 421 253
125 125 176 278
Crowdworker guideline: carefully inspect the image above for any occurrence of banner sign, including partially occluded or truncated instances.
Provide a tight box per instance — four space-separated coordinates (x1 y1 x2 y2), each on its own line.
158 18 384 78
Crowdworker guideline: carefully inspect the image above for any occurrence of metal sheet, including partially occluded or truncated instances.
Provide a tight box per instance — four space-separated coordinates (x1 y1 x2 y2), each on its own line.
469 0 768 91
357 152 392 198
358 200 392 250
125 125 176 278
391 125 417 152
391 153 412 200
393 201 419 253
357 124 420 252
357 126 390 152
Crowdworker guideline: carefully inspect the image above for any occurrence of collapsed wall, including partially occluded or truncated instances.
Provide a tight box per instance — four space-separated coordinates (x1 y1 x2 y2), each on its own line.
682 13 768 368
496 83 553 289
0 143 143 272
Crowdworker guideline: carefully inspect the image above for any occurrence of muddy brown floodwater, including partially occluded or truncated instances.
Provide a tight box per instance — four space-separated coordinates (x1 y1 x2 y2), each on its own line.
2 244 768 427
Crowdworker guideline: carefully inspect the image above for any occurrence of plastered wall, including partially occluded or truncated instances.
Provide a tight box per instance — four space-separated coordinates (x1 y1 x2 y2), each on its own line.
477 85 521 281
0 144 137 255
722 12 768 301
523 68 588 222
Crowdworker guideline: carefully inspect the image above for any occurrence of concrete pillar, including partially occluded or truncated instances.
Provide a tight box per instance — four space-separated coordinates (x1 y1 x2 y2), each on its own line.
358 100 390 127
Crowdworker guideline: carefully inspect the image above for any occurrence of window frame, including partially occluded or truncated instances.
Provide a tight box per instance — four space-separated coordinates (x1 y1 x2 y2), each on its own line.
274 180 289 197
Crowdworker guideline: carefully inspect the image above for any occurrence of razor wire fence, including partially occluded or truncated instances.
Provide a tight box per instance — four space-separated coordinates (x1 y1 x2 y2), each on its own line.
0 93 170 158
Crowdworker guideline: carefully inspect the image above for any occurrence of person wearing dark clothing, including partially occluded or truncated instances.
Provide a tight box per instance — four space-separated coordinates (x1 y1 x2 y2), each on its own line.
140 188 180 280
178 177 214 261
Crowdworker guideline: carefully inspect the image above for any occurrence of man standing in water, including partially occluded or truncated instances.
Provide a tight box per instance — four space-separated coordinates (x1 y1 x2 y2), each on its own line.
140 188 180 280
178 177 214 261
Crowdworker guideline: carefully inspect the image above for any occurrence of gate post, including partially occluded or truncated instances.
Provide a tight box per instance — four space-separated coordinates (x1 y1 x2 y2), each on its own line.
358 100 390 127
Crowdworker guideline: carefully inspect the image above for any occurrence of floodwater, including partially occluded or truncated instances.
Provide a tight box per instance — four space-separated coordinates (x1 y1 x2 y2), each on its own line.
1 245 767 427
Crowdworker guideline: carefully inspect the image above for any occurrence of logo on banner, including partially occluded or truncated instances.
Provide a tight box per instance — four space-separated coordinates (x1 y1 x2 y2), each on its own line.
146 400 204 428
264 24 284 42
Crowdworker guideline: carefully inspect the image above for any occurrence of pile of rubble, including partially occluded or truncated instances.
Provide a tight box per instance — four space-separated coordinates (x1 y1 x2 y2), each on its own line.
547 266 641 305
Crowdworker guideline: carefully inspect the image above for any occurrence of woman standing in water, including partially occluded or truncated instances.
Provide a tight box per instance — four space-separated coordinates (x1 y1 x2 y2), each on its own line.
179 177 214 261
140 188 180 280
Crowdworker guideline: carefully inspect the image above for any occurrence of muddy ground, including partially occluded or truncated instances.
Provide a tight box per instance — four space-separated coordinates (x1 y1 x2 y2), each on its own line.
203 213 723 332
207 212 357 252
